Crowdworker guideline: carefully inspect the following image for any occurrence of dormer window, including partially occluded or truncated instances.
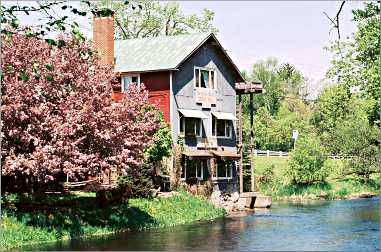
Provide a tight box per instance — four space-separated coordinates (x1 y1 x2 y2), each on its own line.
194 67 216 89
122 74 140 92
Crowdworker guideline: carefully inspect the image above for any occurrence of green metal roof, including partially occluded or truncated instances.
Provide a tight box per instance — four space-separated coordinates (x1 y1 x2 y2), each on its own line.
114 33 211 73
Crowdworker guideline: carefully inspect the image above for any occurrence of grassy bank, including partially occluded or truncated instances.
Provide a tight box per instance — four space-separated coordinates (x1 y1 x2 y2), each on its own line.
0 191 225 250
253 156 380 200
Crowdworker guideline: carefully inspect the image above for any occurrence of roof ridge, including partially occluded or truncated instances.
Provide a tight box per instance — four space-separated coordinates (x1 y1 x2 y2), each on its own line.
115 32 211 42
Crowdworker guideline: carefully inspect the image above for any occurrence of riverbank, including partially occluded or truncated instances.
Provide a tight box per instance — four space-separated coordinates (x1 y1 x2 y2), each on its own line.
253 156 380 201
0 191 225 250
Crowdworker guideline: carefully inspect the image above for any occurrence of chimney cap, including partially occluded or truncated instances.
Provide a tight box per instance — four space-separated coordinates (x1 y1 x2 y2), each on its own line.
92 8 114 18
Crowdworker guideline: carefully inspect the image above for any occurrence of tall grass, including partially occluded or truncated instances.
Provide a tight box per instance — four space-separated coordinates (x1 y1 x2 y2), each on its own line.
0 191 225 250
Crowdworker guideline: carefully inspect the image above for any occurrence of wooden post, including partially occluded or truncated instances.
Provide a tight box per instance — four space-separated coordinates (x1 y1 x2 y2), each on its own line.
238 94 243 194
250 93 255 192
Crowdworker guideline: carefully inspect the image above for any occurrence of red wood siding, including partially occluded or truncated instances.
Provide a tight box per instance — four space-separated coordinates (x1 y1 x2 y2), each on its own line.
141 71 170 124
112 71 171 124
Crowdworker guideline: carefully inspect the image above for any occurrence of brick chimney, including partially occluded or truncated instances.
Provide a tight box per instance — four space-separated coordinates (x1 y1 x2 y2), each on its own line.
93 9 115 65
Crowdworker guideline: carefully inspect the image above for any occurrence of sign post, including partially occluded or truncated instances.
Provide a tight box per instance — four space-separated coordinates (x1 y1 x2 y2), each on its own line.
292 129 299 150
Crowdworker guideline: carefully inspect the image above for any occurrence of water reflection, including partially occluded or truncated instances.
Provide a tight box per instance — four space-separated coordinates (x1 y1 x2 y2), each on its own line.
24 198 379 251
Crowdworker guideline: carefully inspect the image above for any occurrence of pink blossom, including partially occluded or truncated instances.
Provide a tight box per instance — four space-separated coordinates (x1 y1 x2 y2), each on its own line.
1 31 160 183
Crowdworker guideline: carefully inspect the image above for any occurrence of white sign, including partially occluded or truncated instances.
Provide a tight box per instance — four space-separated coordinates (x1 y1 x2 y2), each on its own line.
195 89 217 108
292 130 299 139
350 86 361 94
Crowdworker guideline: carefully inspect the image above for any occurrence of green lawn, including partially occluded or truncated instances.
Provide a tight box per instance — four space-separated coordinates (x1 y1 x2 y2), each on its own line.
253 156 288 176
0 190 225 250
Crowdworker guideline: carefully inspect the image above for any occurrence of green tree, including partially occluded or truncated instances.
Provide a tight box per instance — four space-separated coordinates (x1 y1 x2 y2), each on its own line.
285 135 328 185
326 2 380 124
311 84 351 153
250 58 282 115
251 102 312 151
330 98 379 182
243 58 308 116
277 63 308 97
241 59 311 152
85 0 218 39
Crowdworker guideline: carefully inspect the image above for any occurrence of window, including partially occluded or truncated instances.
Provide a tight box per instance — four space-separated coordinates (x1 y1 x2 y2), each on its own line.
214 160 233 179
181 160 206 180
122 74 140 92
194 68 216 89
179 115 202 137
212 115 232 138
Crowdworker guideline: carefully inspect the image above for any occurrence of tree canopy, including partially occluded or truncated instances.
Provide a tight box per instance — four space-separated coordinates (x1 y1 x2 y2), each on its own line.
1 30 160 192
326 2 380 124
84 0 218 39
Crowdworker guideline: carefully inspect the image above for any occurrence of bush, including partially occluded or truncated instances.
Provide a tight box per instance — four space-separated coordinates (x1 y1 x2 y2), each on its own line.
117 110 173 198
262 164 275 184
331 99 379 182
285 135 328 185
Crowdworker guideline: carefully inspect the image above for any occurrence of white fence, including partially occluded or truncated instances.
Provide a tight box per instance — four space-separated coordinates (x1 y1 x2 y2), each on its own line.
254 150 289 157
253 150 354 160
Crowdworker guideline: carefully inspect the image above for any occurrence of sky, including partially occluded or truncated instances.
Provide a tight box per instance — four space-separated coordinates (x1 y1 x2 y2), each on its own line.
177 1 362 98
6 1 365 98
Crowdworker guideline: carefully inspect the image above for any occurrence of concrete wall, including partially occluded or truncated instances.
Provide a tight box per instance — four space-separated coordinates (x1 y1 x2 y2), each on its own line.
171 38 238 152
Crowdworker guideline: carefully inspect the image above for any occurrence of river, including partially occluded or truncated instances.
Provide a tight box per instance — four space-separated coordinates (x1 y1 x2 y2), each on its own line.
24 197 379 251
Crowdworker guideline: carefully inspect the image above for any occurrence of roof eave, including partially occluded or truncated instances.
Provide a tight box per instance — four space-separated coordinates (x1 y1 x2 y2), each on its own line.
115 68 179 74
174 33 245 82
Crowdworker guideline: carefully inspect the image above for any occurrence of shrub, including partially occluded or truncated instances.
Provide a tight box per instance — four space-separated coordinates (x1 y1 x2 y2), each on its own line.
262 164 275 184
117 110 172 198
285 135 328 185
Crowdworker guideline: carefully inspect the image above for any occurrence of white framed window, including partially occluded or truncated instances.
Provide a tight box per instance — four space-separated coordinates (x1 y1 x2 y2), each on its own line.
181 160 206 180
179 115 202 137
213 160 233 179
194 67 216 89
212 115 232 138
121 74 140 92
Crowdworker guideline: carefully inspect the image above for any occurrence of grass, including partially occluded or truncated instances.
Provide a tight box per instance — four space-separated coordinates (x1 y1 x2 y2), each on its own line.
252 156 380 201
253 156 288 176
0 190 225 250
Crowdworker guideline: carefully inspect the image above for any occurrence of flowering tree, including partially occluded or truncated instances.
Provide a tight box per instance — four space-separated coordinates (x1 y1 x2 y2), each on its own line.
1 31 160 192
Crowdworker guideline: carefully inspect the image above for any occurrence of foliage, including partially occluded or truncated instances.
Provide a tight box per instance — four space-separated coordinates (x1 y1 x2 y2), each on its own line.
0 1 94 42
116 109 172 198
311 84 351 153
285 135 328 185
250 102 312 151
261 164 275 185
277 63 308 97
1 191 225 250
84 0 218 39
254 157 379 200
144 111 173 163
249 58 282 115
243 58 307 116
330 99 379 182
326 2 380 124
241 58 310 152
1 31 160 192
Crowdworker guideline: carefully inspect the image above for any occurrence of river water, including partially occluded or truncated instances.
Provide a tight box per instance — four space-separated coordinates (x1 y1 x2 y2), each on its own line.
25 197 379 251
